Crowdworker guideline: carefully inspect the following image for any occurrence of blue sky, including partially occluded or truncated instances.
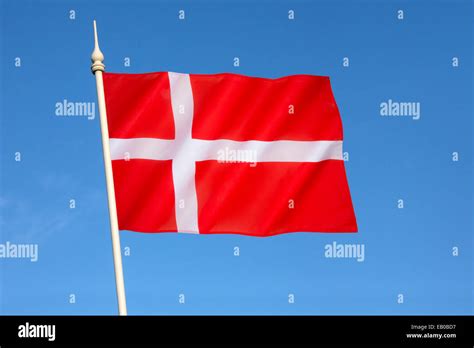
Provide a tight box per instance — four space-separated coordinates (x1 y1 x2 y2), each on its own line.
0 0 472 315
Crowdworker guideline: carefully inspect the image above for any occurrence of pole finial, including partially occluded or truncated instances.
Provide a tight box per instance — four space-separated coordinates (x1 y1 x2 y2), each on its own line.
91 20 105 74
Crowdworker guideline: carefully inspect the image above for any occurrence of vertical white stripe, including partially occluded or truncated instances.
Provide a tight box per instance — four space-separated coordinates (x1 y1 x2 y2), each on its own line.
168 72 200 234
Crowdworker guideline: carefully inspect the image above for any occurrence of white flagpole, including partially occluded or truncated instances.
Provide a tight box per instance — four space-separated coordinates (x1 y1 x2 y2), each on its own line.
91 20 128 315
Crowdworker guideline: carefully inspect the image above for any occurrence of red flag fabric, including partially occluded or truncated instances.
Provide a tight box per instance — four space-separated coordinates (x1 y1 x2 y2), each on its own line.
103 72 357 236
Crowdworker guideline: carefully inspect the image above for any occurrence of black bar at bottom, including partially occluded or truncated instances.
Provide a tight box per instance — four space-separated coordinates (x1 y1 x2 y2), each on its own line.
0 315 472 346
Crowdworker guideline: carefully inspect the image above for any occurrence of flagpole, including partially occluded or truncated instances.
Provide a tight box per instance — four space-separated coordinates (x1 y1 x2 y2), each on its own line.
91 20 128 315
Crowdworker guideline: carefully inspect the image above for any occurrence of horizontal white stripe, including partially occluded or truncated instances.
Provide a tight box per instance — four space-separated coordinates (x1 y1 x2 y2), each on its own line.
110 138 175 160
197 139 343 162
110 138 343 162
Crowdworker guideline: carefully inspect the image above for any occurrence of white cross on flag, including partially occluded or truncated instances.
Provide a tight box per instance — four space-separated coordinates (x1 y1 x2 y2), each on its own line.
103 71 357 236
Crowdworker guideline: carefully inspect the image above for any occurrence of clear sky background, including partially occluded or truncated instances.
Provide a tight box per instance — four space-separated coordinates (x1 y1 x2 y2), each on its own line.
0 0 472 315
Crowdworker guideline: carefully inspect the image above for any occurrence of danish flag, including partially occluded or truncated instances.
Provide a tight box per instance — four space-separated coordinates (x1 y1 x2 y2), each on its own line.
103 72 357 236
